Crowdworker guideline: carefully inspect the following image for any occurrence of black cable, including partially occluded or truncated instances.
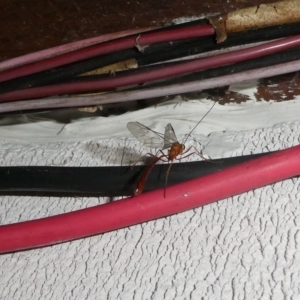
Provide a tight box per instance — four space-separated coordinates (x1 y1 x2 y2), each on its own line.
0 22 299 94
0 20 209 94
0 38 203 94
35 45 300 90
137 45 300 89
0 153 268 197
137 22 300 66
0 43 297 113
0 49 139 94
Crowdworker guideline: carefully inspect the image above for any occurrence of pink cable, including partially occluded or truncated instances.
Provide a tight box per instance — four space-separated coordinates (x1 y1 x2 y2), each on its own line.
1 145 300 254
0 28 155 72
0 24 215 83
0 57 299 113
0 34 299 102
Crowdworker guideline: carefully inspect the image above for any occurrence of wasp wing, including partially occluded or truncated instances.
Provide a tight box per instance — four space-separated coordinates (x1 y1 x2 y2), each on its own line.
127 122 164 149
163 123 179 149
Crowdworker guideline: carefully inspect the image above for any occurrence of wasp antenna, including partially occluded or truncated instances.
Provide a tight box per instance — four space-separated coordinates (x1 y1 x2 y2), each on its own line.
183 100 218 144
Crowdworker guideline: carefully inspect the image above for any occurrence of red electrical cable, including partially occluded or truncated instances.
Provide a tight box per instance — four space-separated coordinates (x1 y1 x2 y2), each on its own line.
1 145 300 254
0 24 215 83
1 34 300 102
1 58 299 113
0 27 155 72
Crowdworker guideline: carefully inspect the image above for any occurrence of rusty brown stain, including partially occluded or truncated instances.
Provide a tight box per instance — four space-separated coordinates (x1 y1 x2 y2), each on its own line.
203 71 300 105
255 72 300 102
204 86 251 105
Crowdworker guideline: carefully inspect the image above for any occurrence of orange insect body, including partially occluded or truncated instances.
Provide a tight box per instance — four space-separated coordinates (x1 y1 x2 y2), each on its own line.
127 122 190 196
133 143 186 196
168 143 185 161
127 100 216 196
134 155 162 195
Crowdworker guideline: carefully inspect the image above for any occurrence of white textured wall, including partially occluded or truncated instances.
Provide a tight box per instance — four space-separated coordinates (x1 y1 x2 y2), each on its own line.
1 117 300 299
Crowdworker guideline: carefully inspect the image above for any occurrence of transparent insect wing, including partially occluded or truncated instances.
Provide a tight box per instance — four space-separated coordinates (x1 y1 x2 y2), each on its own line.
163 123 178 149
127 122 165 149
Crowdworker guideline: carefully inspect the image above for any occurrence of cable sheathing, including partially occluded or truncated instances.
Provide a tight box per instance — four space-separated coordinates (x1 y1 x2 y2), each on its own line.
1 34 300 102
0 27 155 72
1 22 299 94
1 145 300 253
0 57 299 113
0 24 215 83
